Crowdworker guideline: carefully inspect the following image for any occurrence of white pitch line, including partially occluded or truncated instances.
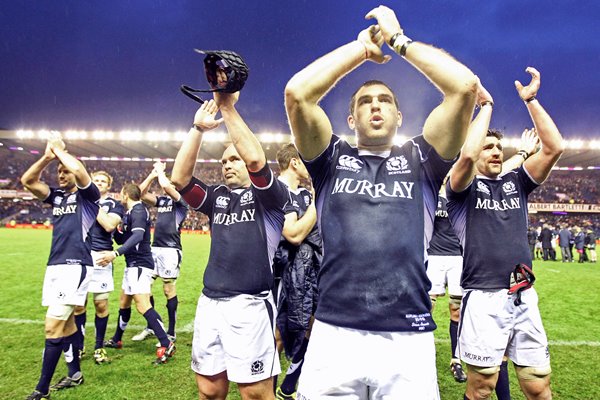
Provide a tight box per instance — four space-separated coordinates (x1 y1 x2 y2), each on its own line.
2 318 599 347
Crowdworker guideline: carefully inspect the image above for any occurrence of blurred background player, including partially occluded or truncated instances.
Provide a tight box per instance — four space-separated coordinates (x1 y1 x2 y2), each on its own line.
285 5 477 398
273 143 322 400
97 184 175 365
21 133 100 400
171 92 289 400
447 69 563 400
132 161 188 344
72 171 124 365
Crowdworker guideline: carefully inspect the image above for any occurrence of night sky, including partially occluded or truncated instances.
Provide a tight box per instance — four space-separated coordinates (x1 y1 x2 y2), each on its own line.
1 1 599 139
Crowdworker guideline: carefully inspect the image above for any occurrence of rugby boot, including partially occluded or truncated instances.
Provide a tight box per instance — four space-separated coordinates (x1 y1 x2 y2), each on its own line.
50 372 84 391
132 328 154 341
93 348 110 364
25 390 50 400
450 362 467 383
154 341 176 365
276 387 297 399
103 339 122 349
155 334 176 348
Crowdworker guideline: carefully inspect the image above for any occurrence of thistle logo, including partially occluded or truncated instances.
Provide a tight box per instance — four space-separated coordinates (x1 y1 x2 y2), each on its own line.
502 181 517 195
215 196 230 209
57 291 66 300
53 197 63 206
303 195 311 206
336 155 363 173
101 282 107 289
66 194 77 204
476 181 490 195
240 191 254 206
250 359 264 375
386 155 410 175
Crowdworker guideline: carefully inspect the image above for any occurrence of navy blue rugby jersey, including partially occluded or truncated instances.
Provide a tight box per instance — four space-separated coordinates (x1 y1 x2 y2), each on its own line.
152 196 188 249
446 166 538 290
90 197 125 251
180 165 289 298
118 202 154 269
304 134 452 332
282 184 322 249
427 196 462 256
43 182 100 266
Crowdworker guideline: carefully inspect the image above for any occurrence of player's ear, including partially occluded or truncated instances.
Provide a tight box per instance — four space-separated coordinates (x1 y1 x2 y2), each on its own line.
347 114 355 130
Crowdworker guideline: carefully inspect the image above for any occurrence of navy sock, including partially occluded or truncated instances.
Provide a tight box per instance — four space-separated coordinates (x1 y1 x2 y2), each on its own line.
449 320 459 359
166 296 178 336
146 295 155 329
280 336 309 394
495 360 511 400
75 312 86 351
143 308 170 347
95 315 109 349
113 307 131 342
35 337 64 394
63 332 81 377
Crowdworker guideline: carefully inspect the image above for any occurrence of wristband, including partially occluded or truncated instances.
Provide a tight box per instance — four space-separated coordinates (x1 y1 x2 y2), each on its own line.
388 32 403 47
389 34 413 56
479 101 494 108
192 125 204 133
517 150 529 160
524 96 537 104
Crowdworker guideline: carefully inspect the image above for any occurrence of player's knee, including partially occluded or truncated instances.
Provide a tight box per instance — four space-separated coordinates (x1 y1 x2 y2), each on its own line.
94 298 109 315
469 364 500 376
516 364 552 381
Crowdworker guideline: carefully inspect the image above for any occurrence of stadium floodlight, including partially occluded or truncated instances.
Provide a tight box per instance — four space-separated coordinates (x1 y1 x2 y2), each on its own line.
16 130 35 139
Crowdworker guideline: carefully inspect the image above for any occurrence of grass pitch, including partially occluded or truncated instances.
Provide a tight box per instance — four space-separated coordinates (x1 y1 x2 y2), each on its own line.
0 229 599 399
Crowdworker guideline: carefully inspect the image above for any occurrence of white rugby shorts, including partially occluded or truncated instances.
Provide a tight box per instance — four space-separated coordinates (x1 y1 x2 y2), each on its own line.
191 292 280 383
42 264 93 307
87 250 115 294
152 247 182 279
296 320 440 400
121 266 155 295
458 288 550 368
426 255 463 297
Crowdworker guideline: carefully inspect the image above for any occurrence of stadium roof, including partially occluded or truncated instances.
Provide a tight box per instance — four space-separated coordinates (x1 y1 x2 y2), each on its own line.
1 129 599 168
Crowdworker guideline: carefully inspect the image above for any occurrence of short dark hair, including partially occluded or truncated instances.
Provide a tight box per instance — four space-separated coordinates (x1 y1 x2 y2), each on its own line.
487 129 504 140
276 143 300 171
349 80 399 116
121 183 141 201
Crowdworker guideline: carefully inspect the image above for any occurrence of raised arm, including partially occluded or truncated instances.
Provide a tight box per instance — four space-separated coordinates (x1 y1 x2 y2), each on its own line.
515 67 565 183
20 142 54 200
449 81 493 193
48 134 92 188
285 25 390 160
502 128 540 172
154 161 181 201
367 5 478 159
171 99 223 190
214 92 265 173
139 167 158 206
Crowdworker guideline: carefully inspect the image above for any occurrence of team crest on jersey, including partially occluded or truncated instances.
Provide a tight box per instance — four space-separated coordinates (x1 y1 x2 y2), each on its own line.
215 196 230 209
386 155 410 175
240 191 254 206
66 194 77 204
303 195 311 206
57 291 66 300
336 155 363 173
250 359 264 375
502 181 517 195
476 181 490 195
53 197 63 206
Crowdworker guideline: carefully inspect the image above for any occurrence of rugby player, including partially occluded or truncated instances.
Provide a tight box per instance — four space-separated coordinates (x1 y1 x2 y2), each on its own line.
428 126 539 391
170 92 289 400
72 171 124 365
284 5 477 398
132 161 188 344
446 68 564 400
273 144 321 400
21 134 100 399
96 184 175 365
